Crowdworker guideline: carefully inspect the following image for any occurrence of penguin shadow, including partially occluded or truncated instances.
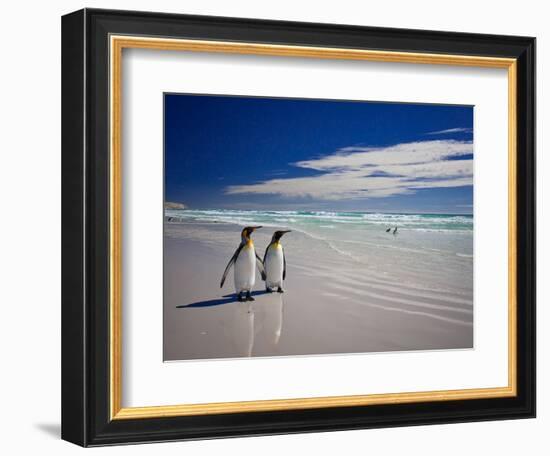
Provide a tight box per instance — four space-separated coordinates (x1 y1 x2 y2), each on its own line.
176 290 269 309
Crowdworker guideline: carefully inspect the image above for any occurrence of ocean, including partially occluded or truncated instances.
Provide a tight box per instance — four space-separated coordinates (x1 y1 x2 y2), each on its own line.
165 209 473 233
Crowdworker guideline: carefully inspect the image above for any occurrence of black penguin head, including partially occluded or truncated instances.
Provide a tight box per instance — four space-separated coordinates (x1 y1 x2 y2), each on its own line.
271 230 291 242
241 226 262 242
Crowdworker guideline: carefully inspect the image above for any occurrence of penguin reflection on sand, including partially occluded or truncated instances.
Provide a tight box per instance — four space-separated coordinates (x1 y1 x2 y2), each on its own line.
220 226 266 302
263 230 291 293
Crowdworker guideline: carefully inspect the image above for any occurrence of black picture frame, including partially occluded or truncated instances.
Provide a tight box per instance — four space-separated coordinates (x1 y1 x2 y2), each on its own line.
62 8 535 447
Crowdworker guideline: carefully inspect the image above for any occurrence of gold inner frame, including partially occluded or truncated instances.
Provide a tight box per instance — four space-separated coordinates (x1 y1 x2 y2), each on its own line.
109 35 518 420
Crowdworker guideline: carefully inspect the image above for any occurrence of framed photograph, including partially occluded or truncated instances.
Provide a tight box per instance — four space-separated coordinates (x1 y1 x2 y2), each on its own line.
61 8 535 447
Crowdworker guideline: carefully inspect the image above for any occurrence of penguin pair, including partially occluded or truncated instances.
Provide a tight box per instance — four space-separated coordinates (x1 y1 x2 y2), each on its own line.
220 226 291 302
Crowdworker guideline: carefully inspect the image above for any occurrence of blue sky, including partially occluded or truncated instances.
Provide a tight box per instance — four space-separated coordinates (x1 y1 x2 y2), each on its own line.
165 94 473 214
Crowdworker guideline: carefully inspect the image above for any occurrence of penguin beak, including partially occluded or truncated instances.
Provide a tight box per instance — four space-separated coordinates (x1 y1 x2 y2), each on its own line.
251 226 262 231
275 230 291 240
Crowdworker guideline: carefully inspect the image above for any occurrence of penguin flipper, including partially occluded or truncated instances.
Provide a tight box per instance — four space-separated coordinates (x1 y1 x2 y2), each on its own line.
263 243 271 265
256 252 266 281
220 245 243 288
261 242 276 282
283 247 286 280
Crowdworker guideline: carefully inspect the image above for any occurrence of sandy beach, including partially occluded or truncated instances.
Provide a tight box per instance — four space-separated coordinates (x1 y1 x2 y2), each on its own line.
163 214 473 361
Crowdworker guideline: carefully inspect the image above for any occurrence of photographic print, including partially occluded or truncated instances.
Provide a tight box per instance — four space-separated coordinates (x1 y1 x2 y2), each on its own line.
163 94 474 361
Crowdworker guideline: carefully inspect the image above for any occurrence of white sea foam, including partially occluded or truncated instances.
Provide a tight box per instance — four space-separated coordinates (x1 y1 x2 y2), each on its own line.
166 208 472 230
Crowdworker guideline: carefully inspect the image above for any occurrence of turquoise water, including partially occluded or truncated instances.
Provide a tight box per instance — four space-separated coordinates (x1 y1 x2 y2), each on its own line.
165 209 473 233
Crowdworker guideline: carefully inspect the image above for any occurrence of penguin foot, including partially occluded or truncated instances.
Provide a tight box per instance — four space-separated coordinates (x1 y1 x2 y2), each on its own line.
237 293 245 302
246 292 255 301
277 287 284 293
265 287 273 293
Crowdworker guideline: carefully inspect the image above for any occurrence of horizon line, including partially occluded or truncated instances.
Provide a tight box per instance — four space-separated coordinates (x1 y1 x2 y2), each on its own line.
164 206 473 216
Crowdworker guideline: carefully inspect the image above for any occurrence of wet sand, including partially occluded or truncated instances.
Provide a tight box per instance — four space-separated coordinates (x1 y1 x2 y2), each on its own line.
163 221 473 361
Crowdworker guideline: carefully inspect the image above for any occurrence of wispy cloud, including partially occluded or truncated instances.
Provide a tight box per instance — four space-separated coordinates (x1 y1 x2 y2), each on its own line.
225 140 473 201
426 127 473 135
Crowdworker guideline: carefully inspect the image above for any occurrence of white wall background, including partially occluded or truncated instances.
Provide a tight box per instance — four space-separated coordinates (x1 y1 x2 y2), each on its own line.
0 0 545 454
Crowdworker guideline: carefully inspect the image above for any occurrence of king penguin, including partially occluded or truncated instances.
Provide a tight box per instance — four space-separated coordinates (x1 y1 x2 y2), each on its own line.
263 230 291 293
220 226 266 302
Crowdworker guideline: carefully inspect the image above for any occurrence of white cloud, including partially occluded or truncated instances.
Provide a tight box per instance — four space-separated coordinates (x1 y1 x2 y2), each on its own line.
426 127 473 135
225 140 473 201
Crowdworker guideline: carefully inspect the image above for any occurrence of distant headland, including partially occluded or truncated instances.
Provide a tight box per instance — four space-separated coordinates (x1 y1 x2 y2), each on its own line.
165 201 187 210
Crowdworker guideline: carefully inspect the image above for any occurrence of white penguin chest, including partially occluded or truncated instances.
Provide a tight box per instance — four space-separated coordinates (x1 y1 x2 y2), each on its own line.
265 244 284 284
234 242 256 291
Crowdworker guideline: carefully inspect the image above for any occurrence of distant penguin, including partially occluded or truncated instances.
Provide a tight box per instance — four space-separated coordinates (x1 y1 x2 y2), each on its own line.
220 226 266 302
385 227 391 233
393 227 398 235
263 230 291 293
